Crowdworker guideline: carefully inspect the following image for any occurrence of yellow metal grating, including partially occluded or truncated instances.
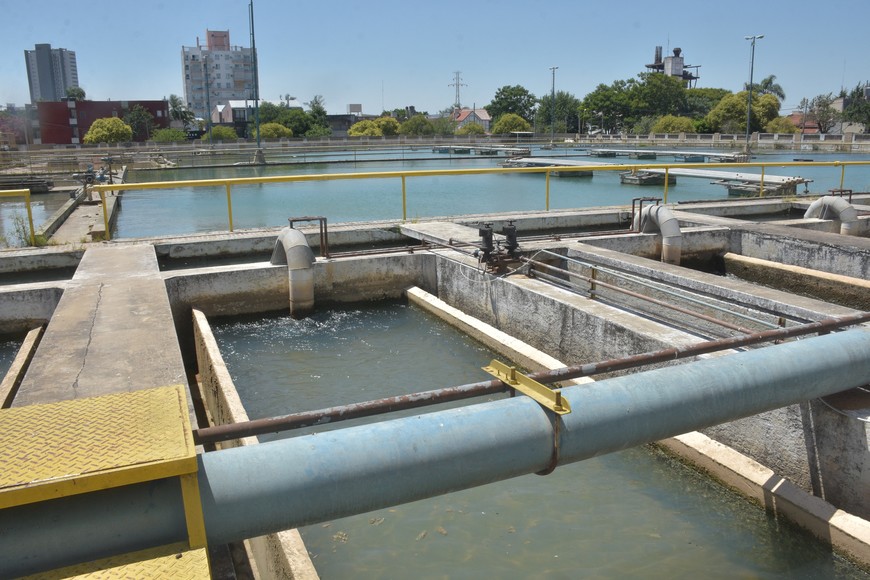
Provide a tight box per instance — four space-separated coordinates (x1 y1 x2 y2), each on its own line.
0 384 195 508
23 546 210 579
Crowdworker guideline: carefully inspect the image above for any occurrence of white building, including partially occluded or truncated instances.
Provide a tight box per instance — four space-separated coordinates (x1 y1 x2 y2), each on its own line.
182 30 255 120
24 44 79 103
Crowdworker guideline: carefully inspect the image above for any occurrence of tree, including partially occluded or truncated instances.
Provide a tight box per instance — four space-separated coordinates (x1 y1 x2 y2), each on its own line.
753 93 781 129
258 101 284 124
651 115 695 133
83 117 133 144
277 108 312 136
627 73 687 120
704 93 748 133
809 93 840 134
348 120 382 137
456 123 485 135
65 87 86 101
842 82 870 131
582 81 632 133
703 91 778 134
306 95 329 131
430 116 456 136
209 125 238 141
537 90 582 134
152 127 188 142
684 88 731 119
305 125 332 138
486 85 537 123
400 115 435 136
746 75 786 101
168 94 195 128
374 116 401 136
764 116 799 134
0 111 26 143
490 113 531 134
123 105 155 141
255 122 293 139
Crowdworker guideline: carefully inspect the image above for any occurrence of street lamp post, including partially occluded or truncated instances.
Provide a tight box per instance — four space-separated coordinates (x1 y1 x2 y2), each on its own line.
550 66 558 144
744 34 764 155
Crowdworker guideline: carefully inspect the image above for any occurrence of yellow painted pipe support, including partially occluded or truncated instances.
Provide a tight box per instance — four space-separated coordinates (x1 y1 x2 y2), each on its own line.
482 360 570 415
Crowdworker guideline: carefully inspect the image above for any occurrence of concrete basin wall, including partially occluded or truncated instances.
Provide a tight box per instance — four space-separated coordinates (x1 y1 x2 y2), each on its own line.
192 309 319 580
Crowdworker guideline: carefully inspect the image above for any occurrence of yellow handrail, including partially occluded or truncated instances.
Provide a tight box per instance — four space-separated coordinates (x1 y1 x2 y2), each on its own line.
0 189 36 246
89 160 870 238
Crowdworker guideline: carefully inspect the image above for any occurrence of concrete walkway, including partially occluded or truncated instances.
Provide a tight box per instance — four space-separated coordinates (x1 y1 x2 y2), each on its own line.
13 244 188 408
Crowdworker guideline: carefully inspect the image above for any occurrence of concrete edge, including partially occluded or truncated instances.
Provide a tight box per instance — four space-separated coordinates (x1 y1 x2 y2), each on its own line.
405 286 591 384
0 325 44 408
37 192 80 238
724 252 870 290
658 432 870 568
191 309 320 580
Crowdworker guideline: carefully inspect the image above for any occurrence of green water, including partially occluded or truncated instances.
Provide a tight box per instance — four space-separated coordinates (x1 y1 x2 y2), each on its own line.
0 335 24 387
211 301 868 579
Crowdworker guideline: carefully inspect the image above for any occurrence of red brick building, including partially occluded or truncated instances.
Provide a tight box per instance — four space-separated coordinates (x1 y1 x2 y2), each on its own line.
34 99 170 144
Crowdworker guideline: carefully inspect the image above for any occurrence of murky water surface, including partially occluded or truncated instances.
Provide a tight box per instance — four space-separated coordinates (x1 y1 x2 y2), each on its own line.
211 301 868 579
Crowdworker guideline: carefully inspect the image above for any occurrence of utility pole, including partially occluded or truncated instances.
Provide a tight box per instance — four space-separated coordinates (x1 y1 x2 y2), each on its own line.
249 0 262 154
449 71 466 119
744 35 763 156
550 66 558 144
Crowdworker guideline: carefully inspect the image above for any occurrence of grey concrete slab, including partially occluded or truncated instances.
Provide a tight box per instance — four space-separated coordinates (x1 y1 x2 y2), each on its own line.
401 221 499 247
13 244 187 407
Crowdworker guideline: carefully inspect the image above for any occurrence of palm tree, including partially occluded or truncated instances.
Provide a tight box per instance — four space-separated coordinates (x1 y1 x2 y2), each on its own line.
168 94 195 128
745 75 786 101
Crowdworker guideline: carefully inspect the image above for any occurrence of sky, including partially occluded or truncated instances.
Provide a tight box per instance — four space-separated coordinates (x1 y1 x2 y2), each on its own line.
1 0 867 115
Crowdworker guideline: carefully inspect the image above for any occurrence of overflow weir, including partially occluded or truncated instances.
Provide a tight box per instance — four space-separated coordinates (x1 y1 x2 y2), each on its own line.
0 172 869 577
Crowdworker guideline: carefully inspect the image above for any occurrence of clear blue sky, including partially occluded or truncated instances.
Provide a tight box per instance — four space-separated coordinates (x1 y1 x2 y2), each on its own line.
1 0 867 115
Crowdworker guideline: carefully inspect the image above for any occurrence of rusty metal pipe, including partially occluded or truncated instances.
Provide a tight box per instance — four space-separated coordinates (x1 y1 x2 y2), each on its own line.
524 257 757 334
192 311 870 445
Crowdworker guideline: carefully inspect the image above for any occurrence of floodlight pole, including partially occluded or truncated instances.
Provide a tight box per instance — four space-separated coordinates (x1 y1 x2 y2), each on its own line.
744 34 763 155
550 66 558 144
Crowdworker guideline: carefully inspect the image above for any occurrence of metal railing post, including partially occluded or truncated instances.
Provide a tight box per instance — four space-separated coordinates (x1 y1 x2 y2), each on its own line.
840 164 846 189
545 168 551 211
24 189 36 246
401 175 407 221
100 191 110 241
225 183 234 232
663 168 670 203
759 165 765 197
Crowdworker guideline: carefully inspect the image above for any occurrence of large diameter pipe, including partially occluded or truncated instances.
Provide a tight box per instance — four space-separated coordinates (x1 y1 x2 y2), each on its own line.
270 227 315 316
3 329 870 577
633 204 682 265
804 195 860 236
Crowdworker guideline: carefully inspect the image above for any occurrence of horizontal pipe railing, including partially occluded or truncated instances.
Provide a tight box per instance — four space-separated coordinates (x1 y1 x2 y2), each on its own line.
88 160 870 241
4 328 870 577
192 311 870 444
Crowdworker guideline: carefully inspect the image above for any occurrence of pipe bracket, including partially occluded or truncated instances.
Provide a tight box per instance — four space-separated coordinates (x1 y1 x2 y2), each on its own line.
482 360 571 415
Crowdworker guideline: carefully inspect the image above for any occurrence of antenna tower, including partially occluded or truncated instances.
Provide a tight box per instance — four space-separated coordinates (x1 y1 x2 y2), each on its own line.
449 71 467 113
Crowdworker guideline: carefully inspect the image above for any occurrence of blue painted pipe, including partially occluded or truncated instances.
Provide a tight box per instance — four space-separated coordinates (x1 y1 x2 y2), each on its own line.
2 329 869 578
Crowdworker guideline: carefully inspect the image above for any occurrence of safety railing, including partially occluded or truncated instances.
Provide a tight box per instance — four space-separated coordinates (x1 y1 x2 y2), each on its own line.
0 189 36 246
87 160 870 242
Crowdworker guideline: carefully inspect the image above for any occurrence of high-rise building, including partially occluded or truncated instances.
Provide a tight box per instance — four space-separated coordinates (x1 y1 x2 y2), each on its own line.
24 43 79 103
182 30 254 120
